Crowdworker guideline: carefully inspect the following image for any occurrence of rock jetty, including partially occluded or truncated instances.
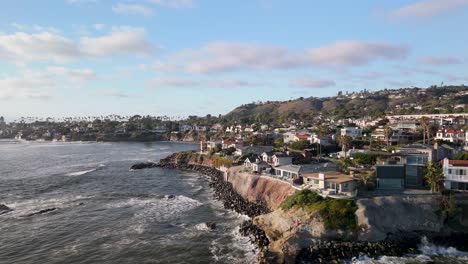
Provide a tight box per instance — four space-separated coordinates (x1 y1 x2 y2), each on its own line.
131 158 271 255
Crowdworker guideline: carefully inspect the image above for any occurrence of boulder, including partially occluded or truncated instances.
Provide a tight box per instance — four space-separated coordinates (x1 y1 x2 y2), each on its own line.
0 204 12 215
206 222 216 230
130 162 157 170
24 207 57 217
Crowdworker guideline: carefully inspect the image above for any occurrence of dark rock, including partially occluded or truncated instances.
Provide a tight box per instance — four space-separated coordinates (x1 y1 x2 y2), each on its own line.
0 204 13 215
24 207 57 217
206 222 216 230
166 194 176 199
130 162 157 170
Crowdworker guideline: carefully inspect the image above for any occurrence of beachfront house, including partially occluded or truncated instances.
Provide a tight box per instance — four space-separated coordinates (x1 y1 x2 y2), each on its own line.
375 164 406 190
261 152 292 167
244 156 271 173
442 158 468 192
273 163 338 181
234 145 274 156
303 171 357 197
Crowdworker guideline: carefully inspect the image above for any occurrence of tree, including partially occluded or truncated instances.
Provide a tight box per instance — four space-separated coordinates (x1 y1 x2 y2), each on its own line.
338 136 352 158
274 137 284 148
420 117 431 144
291 140 310 151
358 171 375 190
453 151 468 160
425 162 444 193
383 126 393 148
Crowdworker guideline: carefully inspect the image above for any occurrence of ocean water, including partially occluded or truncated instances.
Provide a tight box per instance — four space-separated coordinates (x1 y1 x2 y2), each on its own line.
1 140 467 264
0 140 256 264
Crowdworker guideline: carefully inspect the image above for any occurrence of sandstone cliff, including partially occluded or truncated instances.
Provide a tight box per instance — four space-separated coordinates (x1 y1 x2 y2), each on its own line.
225 166 297 210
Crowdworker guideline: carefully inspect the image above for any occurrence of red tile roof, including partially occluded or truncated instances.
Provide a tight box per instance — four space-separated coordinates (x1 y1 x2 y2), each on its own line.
447 160 468 166
295 134 310 140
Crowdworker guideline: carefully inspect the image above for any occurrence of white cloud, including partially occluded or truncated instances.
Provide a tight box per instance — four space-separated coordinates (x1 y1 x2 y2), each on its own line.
80 27 152 57
0 32 79 63
91 89 129 97
418 56 462 65
389 0 468 19
147 0 193 8
148 78 261 88
112 3 154 16
0 27 153 63
46 66 96 81
289 78 336 88
0 71 55 100
0 66 98 100
154 40 409 74
305 41 408 66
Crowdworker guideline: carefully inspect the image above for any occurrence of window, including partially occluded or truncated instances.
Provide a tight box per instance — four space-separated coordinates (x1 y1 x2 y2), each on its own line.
448 169 452 174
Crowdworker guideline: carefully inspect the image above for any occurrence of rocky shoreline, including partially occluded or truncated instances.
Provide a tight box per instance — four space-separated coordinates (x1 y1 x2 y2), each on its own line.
131 158 468 264
296 237 420 263
131 161 272 261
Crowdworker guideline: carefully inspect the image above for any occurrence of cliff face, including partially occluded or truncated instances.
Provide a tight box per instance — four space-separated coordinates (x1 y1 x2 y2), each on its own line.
225 166 297 210
169 131 209 142
356 196 444 241
254 207 356 263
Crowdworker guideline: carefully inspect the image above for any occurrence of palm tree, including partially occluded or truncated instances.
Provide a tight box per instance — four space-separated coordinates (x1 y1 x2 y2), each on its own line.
425 162 444 193
420 117 431 144
338 135 352 158
384 126 393 148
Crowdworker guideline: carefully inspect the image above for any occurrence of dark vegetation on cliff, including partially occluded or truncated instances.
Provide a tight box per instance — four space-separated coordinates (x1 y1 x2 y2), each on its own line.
281 190 358 230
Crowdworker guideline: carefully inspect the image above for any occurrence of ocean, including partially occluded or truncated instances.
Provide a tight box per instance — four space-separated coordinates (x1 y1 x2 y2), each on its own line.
0 140 256 264
0 140 467 264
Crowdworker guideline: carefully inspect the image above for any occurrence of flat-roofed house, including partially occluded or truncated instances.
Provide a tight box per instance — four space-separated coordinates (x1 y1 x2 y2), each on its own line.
303 171 357 197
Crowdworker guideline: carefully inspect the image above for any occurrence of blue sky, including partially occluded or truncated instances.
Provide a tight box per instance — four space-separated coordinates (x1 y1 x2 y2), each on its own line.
0 0 467 121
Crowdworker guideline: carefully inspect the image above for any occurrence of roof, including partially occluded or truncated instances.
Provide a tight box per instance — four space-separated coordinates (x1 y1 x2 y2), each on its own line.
303 171 355 184
295 134 310 140
437 128 464 134
272 152 288 158
444 160 468 167
276 163 337 174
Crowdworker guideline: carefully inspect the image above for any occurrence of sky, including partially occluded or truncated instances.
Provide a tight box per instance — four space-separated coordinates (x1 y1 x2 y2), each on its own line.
0 0 467 121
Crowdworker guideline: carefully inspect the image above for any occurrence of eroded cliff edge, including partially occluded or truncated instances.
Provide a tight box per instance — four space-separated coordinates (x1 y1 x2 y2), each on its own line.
134 151 468 263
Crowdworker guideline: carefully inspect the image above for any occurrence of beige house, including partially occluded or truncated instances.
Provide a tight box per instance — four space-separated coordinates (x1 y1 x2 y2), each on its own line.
303 171 357 197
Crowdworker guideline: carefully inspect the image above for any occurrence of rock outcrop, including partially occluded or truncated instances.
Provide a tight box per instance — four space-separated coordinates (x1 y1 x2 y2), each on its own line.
0 204 13 215
356 195 445 241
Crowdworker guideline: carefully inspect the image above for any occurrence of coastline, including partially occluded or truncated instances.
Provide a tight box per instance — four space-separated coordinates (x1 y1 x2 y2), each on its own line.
131 151 468 264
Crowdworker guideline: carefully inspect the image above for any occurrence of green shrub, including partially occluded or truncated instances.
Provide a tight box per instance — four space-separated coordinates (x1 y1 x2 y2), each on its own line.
290 140 311 151
281 189 323 209
280 189 358 230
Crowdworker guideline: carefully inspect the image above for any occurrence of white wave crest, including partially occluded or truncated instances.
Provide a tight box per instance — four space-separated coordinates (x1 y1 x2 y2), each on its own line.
66 168 97 176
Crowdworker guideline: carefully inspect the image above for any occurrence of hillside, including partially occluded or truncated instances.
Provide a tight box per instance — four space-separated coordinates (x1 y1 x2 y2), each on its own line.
224 86 468 122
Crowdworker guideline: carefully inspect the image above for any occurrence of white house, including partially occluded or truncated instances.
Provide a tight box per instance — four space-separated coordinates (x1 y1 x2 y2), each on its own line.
436 129 465 143
234 145 274 156
340 127 362 139
271 153 293 167
274 163 338 180
244 157 271 173
442 158 468 191
303 171 357 197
